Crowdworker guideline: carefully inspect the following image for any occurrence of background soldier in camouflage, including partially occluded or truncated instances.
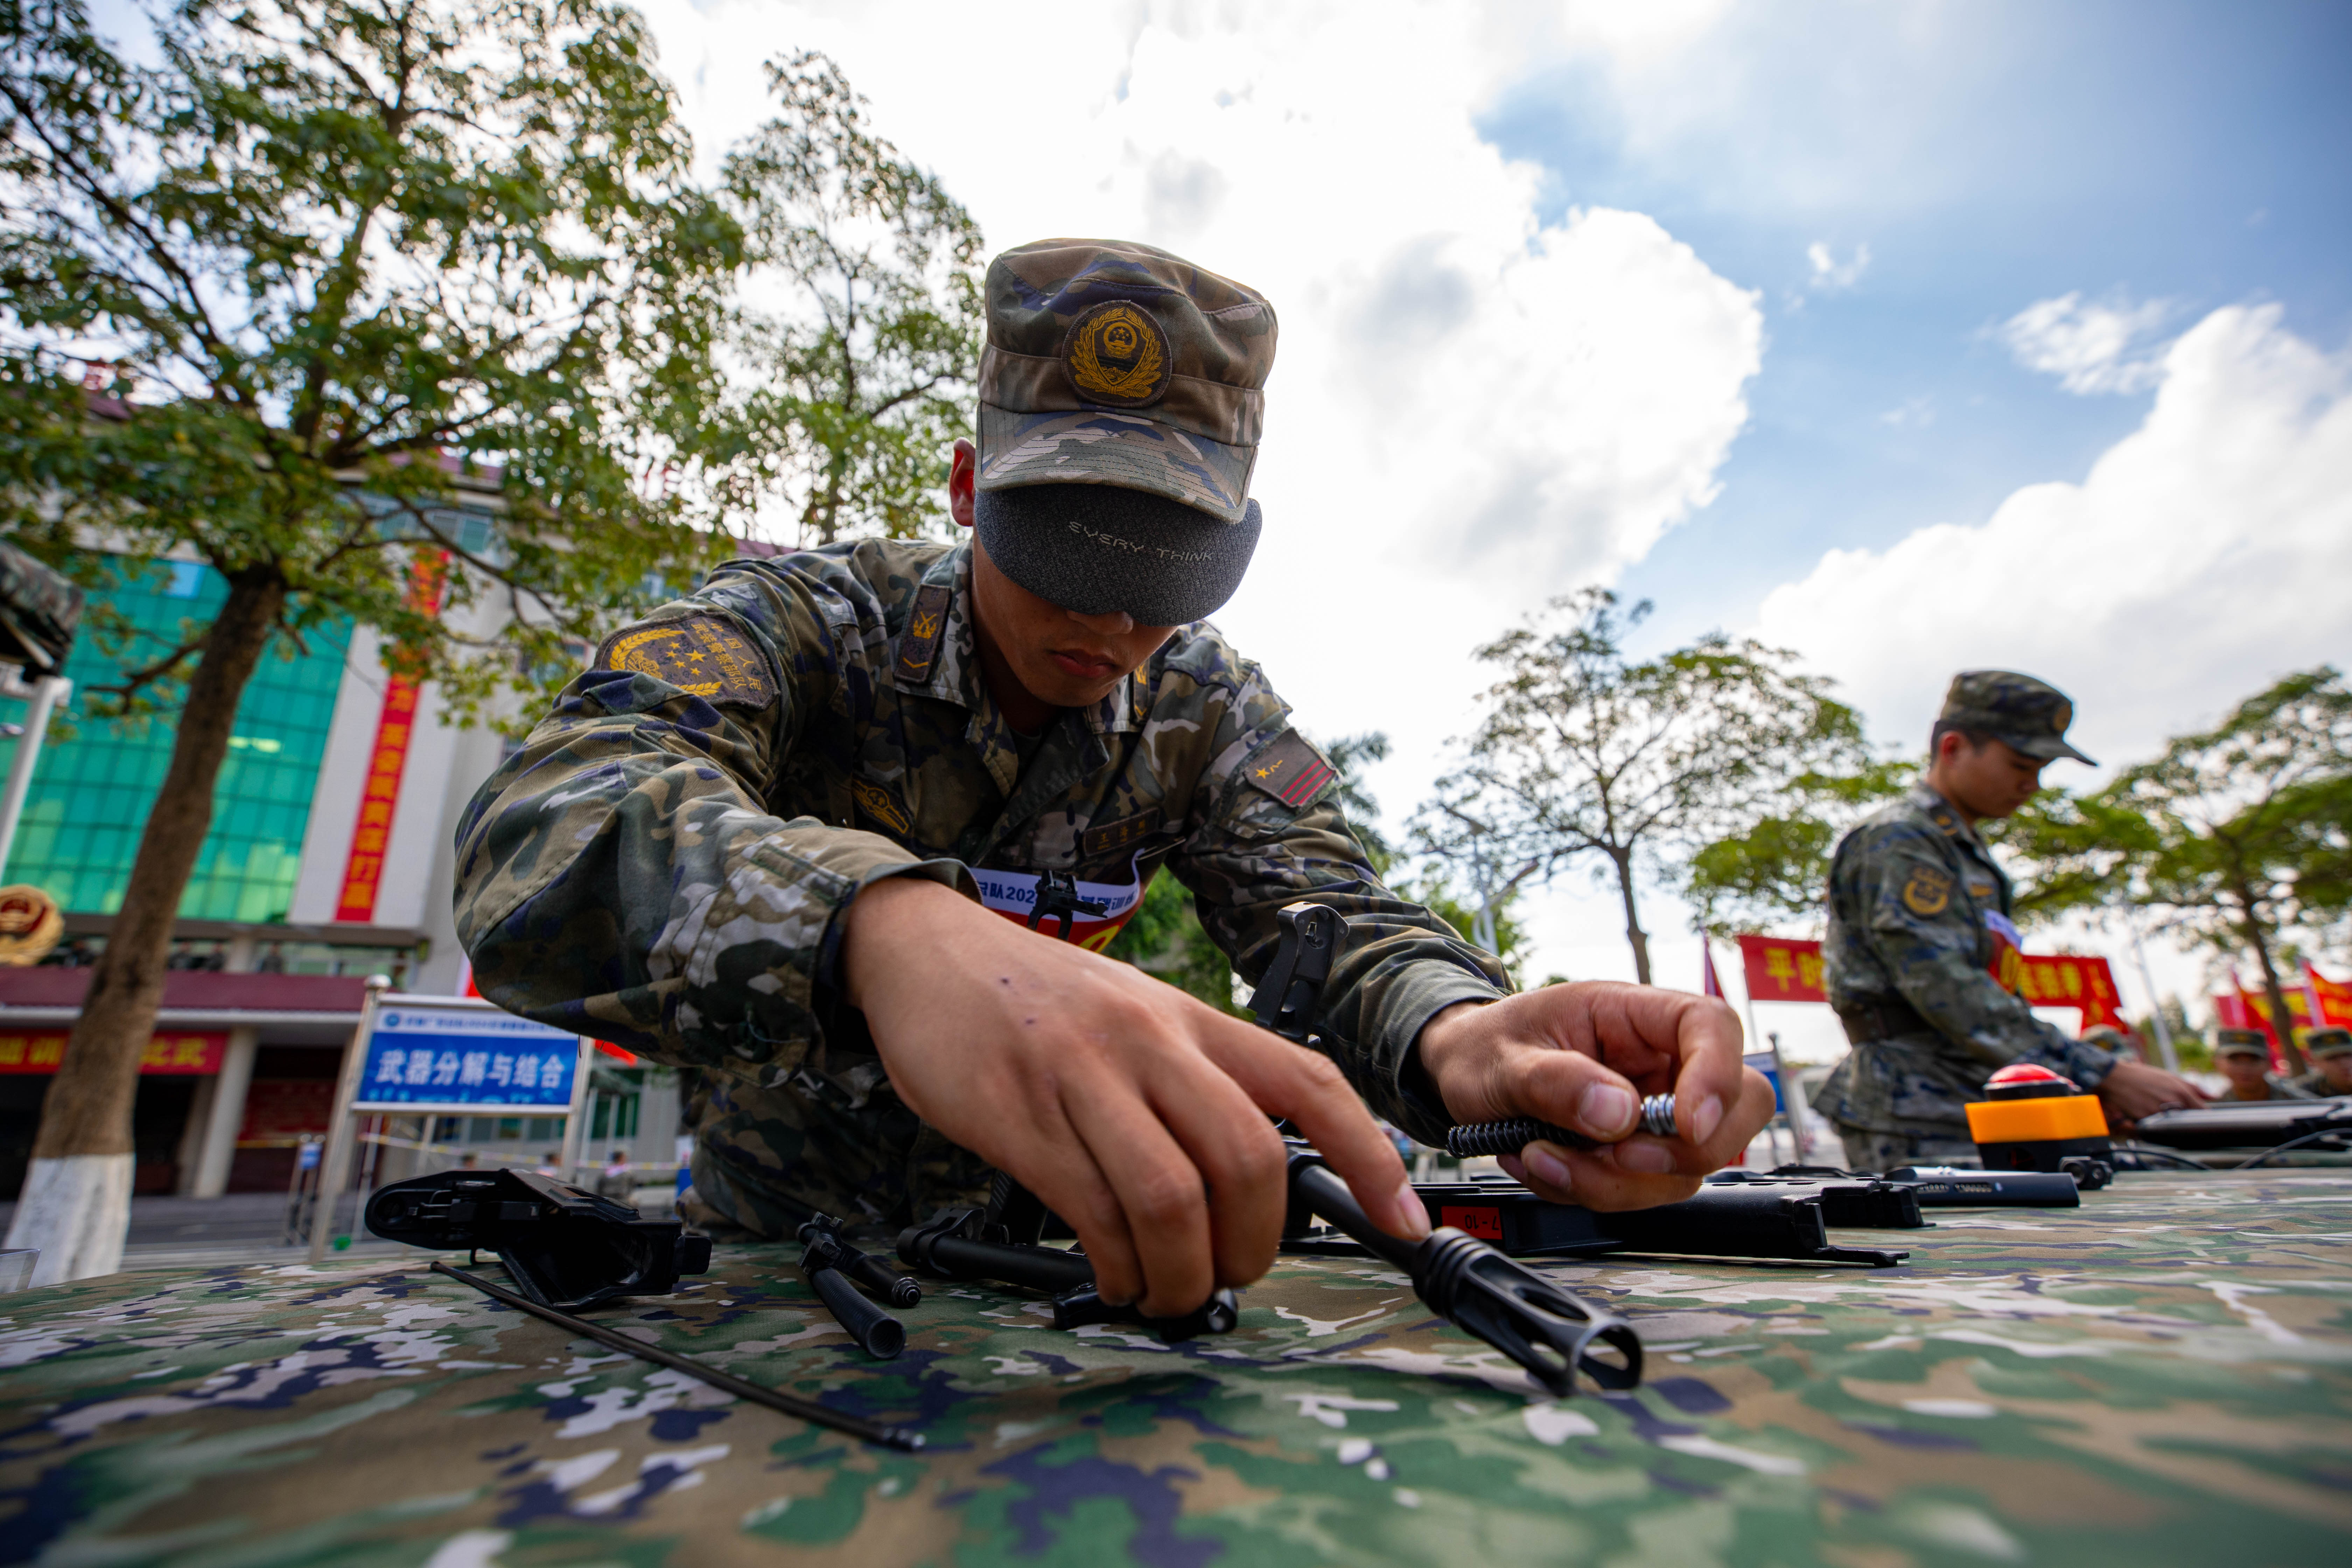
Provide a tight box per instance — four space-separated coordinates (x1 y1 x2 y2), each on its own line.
2214 1028 2317 1101
1813 671 2205 1171
2290 1026 2352 1097
455 238 1773 1317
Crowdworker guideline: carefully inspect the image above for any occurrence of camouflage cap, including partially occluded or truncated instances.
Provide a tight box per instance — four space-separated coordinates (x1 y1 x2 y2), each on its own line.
1940 670 2095 765
975 239 1275 525
2302 1027 2352 1058
2213 1029 2273 1058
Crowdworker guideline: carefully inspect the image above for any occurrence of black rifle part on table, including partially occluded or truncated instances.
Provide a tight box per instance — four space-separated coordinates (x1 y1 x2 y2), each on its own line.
798 1214 917 1359
364 1167 710 1311
2130 1100 2352 1151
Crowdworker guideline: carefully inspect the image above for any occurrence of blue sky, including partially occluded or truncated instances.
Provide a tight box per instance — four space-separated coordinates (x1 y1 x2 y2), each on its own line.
78 0 2347 1018
1478 0 2352 664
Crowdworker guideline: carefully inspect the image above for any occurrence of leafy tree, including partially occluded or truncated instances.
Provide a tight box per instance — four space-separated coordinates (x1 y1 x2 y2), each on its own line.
2004 668 2352 1076
1423 589 1871 983
711 52 981 545
1683 756 1911 937
0 0 740 1278
1102 874 1246 1015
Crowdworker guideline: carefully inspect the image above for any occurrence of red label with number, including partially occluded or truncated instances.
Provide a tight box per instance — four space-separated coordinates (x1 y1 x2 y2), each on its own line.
1440 1205 1503 1240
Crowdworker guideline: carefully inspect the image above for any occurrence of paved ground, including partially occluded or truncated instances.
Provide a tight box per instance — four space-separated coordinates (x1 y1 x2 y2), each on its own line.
0 1187 682 1273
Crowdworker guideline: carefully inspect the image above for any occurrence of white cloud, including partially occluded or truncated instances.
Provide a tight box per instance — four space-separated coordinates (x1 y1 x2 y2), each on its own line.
1806 240 1870 291
1997 291 2172 394
1877 394 1934 428
635 0 1761 850
1756 302 2352 771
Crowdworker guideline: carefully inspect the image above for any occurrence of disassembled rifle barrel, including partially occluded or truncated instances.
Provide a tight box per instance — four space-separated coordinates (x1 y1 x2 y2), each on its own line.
1447 1094 1680 1160
797 1217 917 1359
1287 1149 1643 1397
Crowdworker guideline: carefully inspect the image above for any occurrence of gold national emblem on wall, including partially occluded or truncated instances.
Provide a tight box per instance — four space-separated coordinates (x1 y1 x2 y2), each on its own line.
1063 300 1173 407
596 616 777 709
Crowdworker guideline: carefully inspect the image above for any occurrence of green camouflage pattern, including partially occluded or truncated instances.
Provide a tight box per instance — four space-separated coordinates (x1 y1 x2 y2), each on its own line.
4 1171 2348 1564
1937 669 2094 765
453 537 1504 1240
1815 784 2119 1155
2289 1072 2351 1097
977 239 1275 524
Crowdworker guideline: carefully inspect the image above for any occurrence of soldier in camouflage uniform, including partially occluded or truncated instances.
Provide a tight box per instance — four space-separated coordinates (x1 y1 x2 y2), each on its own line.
2214 1029 2317 1101
455 239 1771 1316
1813 672 2206 1172
2289 1027 2352 1097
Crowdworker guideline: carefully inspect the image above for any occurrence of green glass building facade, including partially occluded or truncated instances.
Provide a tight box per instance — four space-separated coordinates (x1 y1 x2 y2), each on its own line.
0 560 351 919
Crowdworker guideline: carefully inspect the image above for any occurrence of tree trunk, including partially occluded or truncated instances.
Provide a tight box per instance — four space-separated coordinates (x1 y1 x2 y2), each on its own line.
5 570 285 1283
2241 915 2310 1078
1611 848 1652 985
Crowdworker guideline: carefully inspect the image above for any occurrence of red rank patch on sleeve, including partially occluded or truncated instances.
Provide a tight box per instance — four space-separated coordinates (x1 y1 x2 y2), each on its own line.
1240 730 1336 810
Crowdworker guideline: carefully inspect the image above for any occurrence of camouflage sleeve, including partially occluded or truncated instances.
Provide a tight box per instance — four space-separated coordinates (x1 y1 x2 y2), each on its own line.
1856 831 2118 1088
451 588 972 1080
1176 708 1507 1145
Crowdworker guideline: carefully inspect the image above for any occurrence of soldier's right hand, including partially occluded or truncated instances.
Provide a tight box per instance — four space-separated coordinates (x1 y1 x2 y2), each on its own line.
838 877 1431 1317
2095 1058 2208 1126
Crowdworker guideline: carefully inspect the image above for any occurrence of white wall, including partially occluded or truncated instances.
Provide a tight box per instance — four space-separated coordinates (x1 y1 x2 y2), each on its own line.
287 630 388 925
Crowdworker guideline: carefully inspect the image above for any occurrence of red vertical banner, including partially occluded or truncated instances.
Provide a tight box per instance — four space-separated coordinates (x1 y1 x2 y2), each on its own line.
336 553 447 922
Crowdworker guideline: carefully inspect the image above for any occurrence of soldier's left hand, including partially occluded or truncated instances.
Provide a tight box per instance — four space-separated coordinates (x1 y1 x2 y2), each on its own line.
1415 983 1776 1210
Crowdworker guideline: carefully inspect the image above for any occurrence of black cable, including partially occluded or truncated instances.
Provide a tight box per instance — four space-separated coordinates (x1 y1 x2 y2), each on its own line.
2230 1128 2352 1171
2109 1143 2215 1172
431 1261 923 1451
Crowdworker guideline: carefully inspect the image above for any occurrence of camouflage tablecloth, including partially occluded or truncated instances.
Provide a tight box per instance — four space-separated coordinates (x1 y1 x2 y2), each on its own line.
2 1172 2347 1566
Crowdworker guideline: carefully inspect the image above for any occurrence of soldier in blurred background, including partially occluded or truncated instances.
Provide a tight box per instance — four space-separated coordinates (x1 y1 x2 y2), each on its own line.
2289 1027 2352 1097
1813 671 2207 1171
2214 1030 2317 1102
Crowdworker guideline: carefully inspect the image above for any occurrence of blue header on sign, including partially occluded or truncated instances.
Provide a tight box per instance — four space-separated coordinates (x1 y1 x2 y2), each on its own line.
355 1004 579 1110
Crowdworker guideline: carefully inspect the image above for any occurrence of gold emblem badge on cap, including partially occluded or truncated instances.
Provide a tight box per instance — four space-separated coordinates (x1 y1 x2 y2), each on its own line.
1063 300 1172 407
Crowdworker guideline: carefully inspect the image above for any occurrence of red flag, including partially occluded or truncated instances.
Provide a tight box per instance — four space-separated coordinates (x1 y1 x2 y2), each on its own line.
2305 962 2352 1028
1737 934 1827 1003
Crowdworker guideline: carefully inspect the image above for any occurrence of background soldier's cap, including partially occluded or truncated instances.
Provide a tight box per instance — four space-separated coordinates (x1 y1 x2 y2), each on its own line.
1940 670 2096 765
2302 1027 2352 1058
2213 1029 2273 1058
974 238 1276 624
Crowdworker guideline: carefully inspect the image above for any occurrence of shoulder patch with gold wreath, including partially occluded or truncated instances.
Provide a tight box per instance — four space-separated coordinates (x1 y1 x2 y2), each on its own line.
1239 729 1336 810
848 777 913 838
595 616 776 709
894 584 952 684
1900 864 1954 917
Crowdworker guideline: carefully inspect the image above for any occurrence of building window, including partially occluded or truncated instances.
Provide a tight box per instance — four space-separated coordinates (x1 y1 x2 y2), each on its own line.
1 558 351 919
